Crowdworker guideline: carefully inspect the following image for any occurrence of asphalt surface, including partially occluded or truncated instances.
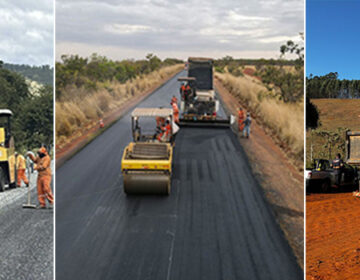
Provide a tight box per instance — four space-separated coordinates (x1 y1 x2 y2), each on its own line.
56 71 302 279
0 166 53 280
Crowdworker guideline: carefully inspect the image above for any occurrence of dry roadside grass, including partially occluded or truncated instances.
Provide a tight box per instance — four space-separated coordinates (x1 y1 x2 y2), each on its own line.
306 99 360 165
216 72 304 161
56 64 183 148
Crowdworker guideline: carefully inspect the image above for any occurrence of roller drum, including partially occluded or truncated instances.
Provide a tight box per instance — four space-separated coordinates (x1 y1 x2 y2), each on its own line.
123 172 170 195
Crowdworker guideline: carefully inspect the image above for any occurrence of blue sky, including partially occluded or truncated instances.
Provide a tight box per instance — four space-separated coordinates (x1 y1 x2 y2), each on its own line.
307 0 360 79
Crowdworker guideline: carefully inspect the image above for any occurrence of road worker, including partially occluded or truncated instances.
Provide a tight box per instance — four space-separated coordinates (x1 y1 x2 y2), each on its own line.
171 95 178 106
180 83 186 96
172 102 180 123
243 112 252 138
99 118 104 128
26 155 34 173
331 153 344 186
163 120 172 142
27 147 54 209
156 116 165 127
184 83 192 102
238 108 245 132
156 120 172 142
15 152 29 187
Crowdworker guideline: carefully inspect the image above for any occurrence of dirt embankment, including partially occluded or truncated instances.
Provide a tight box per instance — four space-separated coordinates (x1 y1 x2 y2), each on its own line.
56 66 183 168
215 77 304 269
215 72 304 167
307 193 360 280
306 98 360 279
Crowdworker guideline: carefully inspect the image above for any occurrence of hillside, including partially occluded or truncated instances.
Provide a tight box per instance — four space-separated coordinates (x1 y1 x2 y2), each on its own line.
3 63 53 85
306 99 360 165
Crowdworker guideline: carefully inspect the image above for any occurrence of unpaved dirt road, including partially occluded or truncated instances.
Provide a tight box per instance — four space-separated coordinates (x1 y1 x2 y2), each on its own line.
0 167 53 280
307 192 360 280
56 71 302 280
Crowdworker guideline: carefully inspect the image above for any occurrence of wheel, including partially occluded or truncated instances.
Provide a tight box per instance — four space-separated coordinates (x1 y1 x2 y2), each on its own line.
321 180 330 193
0 168 5 192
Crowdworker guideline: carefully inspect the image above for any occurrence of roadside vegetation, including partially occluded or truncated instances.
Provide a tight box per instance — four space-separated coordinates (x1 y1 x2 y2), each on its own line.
0 62 53 152
215 38 304 161
56 54 183 146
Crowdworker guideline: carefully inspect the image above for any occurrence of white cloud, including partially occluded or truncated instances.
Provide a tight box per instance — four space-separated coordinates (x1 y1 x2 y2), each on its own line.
0 1 53 66
258 35 301 44
104 24 153 34
56 0 304 60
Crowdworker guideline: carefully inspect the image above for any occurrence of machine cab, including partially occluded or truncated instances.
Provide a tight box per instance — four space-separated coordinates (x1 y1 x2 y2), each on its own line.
0 109 13 148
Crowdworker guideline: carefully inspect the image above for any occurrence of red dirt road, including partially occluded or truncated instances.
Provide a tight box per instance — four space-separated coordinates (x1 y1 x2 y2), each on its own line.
306 192 360 280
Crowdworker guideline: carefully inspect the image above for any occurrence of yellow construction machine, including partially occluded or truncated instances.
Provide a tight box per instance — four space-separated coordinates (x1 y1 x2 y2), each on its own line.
0 109 17 192
121 108 176 195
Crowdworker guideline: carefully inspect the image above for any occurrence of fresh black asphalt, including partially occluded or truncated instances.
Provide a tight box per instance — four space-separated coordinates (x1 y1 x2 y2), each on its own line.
56 71 302 280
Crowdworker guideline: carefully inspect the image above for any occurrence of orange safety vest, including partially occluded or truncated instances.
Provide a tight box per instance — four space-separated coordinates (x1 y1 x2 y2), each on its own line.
172 103 179 114
238 110 245 131
16 155 26 170
165 124 171 137
238 110 245 120
172 103 179 123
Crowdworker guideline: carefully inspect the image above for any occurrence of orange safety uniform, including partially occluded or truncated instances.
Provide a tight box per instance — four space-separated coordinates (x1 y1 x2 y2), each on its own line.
29 147 54 208
172 103 179 123
16 154 29 187
164 123 172 141
157 123 172 142
238 109 245 131
99 119 104 128
171 96 178 105
180 84 186 94
156 117 165 127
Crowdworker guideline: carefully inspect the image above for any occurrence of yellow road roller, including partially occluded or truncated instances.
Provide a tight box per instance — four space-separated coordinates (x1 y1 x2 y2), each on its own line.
121 108 177 195
0 109 16 192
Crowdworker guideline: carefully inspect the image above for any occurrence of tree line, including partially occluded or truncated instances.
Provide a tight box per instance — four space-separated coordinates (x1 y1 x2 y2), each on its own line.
214 56 298 69
56 53 183 100
307 72 360 99
0 63 53 152
215 39 304 103
2 62 53 85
